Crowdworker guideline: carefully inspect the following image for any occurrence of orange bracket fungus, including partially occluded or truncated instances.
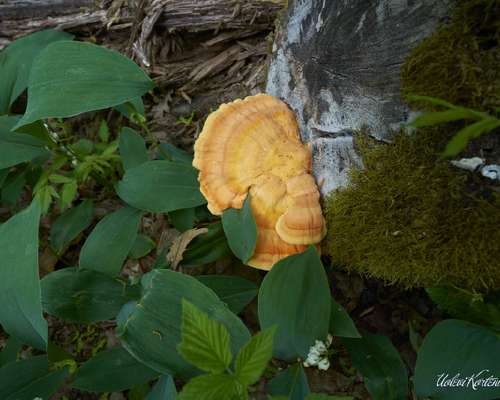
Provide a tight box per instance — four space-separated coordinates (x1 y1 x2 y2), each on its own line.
193 94 327 270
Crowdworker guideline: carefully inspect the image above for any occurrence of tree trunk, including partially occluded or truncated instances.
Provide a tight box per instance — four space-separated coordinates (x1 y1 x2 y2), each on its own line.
266 0 449 195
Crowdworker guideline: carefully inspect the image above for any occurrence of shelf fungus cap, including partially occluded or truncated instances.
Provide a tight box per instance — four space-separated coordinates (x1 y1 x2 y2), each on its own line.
193 93 327 270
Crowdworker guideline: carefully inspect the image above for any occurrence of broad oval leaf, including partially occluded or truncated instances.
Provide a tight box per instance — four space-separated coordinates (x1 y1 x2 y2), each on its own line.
178 299 232 374
16 40 154 128
129 234 156 259
0 29 73 114
169 207 197 231
0 201 47 350
41 267 140 323
414 319 500 400
119 127 149 170
146 375 177 400
157 143 193 164
267 364 310 400
0 115 50 169
181 221 231 267
258 246 331 361
197 275 258 314
0 355 68 400
50 199 94 254
343 334 408 400
330 298 361 338
222 195 257 263
117 269 250 378
79 206 142 276
117 160 206 213
72 346 159 392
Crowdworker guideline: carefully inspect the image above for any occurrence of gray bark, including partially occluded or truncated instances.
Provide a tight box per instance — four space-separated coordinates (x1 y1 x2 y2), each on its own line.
266 0 449 195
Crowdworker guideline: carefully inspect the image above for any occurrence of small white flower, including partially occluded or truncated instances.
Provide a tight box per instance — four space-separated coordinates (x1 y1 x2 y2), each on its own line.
318 358 330 371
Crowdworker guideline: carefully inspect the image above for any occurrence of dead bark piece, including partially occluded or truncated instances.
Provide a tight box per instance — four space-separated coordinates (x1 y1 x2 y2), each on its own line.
266 0 449 196
166 227 208 269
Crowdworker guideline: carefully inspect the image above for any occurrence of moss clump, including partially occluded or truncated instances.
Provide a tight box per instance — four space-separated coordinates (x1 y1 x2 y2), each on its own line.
323 129 500 291
401 0 500 112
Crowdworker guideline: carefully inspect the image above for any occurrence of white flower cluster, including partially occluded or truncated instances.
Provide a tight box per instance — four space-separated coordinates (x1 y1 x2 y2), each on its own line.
303 334 333 370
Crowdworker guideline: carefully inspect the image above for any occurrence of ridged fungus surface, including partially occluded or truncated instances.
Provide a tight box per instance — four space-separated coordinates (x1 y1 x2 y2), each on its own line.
193 94 327 269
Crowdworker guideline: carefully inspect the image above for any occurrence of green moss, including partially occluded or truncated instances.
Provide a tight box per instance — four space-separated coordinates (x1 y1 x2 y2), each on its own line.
401 0 500 112
323 129 500 291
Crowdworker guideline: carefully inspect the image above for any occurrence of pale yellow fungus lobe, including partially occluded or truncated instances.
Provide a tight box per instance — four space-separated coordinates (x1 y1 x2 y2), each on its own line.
193 94 326 270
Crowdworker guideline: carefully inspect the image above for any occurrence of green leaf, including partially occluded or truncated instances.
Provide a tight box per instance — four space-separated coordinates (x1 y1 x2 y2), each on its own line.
343 334 408 400
117 160 206 213
409 109 478 128
129 234 156 259
181 221 231 267
0 336 22 367
72 346 159 392
235 326 276 386
169 207 197 231
414 320 500 400
330 298 361 338
178 374 243 400
0 29 73 114
306 395 354 400
178 299 233 373
119 127 149 170
16 41 154 128
115 96 145 119
0 201 47 350
443 118 500 157
60 180 78 209
50 199 94 254
197 275 258 314
0 116 50 169
267 364 310 400
117 269 250 378
258 247 331 361
426 287 500 331
1 168 27 206
41 267 140 323
79 206 142 276
222 195 257 263
157 143 193 164
0 355 69 400
146 375 177 400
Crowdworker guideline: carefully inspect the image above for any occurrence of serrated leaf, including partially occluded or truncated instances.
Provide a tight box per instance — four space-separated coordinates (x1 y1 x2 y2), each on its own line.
258 247 331 361
117 160 206 212
235 326 276 385
72 347 159 392
79 206 142 276
0 201 47 350
343 334 408 400
0 29 73 114
166 228 208 269
178 299 233 373
443 118 500 157
178 374 242 400
119 127 149 170
15 41 154 128
50 199 94 254
330 298 361 338
60 180 78 209
222 195 257 263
